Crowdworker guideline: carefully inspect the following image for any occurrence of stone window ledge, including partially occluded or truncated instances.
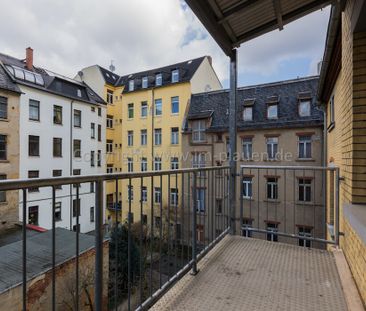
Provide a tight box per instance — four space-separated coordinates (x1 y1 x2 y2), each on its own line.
343 203 366 245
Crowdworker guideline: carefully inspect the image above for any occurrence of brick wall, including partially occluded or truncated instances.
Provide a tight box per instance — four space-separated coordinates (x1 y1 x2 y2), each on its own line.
342 218 366 305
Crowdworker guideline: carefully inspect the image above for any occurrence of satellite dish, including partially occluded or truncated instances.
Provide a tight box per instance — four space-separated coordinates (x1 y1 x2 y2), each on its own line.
109 60 116 72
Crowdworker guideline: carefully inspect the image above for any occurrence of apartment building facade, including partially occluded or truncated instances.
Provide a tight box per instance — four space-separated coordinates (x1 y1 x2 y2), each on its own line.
78 56 222 227
183 76 326 248
0 65 21 233
318 0 366 304
0 49 107 233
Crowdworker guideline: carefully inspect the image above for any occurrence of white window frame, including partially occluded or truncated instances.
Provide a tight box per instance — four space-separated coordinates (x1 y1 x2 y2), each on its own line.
266 137 278 160
242 177 252 199
172 69 179 83
299 100 311 117
192 120 206 142
154 129 162 145
171 127 179 145
298 135 312 159
298 227 312 247
141 102 148 118
127 130 134 146
243 106 253 121
128 103 134 119
171 157 179 170
155 99 162 116
129 80 134 91
142 76 148 89
242 137 253 160
170 188 178 206
127 158 133 172
171 96 179 114
141 158 148 172
298 178 312 202
141 186 148 202
155 73 162 86
267 104 278 119
106 115 113 129
106 140 113 153
141 129 147 146
197 189 205 213
154 157 162 171
154 187 161 204
266 178 278 200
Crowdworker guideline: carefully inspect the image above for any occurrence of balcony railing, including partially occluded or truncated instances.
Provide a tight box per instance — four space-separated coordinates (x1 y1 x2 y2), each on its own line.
0 166 230 311
0 164 340 310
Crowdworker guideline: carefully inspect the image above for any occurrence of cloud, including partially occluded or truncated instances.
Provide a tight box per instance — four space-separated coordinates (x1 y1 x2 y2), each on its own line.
0 0 329 87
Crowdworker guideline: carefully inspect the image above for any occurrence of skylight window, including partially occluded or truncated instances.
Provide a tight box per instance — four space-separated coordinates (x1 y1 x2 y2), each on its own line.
14 67 25 79
106 73 110 78
24 70 36 83
6 65 44 86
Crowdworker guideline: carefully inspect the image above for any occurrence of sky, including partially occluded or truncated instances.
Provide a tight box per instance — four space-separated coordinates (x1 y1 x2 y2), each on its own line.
0 0 330 88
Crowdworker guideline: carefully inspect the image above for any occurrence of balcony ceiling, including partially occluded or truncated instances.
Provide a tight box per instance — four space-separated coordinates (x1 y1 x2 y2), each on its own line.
185 0 334 56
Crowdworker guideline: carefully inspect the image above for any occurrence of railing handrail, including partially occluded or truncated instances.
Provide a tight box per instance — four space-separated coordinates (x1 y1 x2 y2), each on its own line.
0 166 230 191
240 164 339 171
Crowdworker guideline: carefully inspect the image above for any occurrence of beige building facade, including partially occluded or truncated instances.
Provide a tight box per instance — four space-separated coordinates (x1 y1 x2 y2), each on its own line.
183 76 327 248
0 65 21 233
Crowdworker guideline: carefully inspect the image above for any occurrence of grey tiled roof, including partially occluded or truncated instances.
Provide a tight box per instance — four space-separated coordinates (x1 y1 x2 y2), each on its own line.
186 76 323 132
0 228 96 293
0 52 105 105
115 56 207 92
0 65 21 94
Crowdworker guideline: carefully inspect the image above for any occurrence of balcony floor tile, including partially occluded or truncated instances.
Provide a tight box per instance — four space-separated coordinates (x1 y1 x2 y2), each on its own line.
150 235 347 311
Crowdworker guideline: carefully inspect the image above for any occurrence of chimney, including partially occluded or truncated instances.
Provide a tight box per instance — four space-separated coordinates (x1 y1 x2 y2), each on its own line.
26 47 33 70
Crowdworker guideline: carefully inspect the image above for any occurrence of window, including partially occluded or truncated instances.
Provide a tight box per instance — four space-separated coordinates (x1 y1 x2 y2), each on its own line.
170 188 178 206
141 186 148 202
140 129 147 145
142 76 148 89
267 104 278 119
90 206 95 223
52 170 62 190
141 157 147 172
155 216 161 227
127 185 134 201
298 135 312 159
107 89 113 104
266 178 278 200
154 128 162 145
107 164 113 174
128 103 134 119
53 105 62 124
242 137 252 160
28 171 39 192
73 140 81 158
154 187 161 204
90 182 94 193
0 175 6 202
142 214 148 225
299 100 311 117
155 73 162 86
28 206 39 225
55 202 62 221
91 106 95 112
192 120 206 142
106 115 113 128
29 100 40 121
97 125 102 141
106 140 113 153
97 150 101 167
155 99 162 116
0 96 8 119
0 135 7 160
171 69 179 83
29 135 39 156
141 101 148 117
242 219 253 237
197 189 205 213
73 169 81 176
298 227 312 247
73 199 81 217
98 107 102 116
171 127 179 145
298 178 312 202
242 177 252 199
243 107 253 121
216 199 223 214
91 123 95 139
129 80 134 91
127 130 134 146
106 194 114 209
171 157 179 170
90 151 95 167
154 157 162 171
266 137 278 160
53 138 62 157
171 96 179 114
267 223 278 242
192 153 205 169
329 95 335 125
127 157 133 172
74 109 81 127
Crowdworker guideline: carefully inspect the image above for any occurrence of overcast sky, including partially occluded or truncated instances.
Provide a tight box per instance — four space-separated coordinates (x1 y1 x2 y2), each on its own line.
0 0 330 88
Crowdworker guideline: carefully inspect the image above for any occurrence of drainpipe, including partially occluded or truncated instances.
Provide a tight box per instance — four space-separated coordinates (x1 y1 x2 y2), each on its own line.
319 103 327 241
151 87 155 167
70 100 74 231
229 49 238 235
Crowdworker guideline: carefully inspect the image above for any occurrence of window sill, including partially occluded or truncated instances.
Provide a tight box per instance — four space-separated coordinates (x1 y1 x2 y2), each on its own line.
296 158 315 162
263 199 280 204
0 201 8 206
0 119 9 122
29 119 40 123
0 160 9 163
53 123 63 126
242 197 254 201
296 201 315 205
171 113 179 116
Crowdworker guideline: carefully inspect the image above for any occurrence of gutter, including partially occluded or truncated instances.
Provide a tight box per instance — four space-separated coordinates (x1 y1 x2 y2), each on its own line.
317 3 342 102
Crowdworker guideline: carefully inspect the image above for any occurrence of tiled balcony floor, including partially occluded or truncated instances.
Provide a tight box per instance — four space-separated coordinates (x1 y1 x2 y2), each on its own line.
150 235 347 311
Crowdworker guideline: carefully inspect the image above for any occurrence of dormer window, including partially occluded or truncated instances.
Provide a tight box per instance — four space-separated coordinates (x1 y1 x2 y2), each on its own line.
267 104 278 119
77 89 82 98
142 76 148 89
243 107 253 121
156 73 162 86
129 80 134 91
299 100 311 117
172 69 179 83
192 120 206 142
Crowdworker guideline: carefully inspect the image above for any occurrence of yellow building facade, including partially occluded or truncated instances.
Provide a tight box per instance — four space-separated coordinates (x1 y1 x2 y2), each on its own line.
78 56 222 226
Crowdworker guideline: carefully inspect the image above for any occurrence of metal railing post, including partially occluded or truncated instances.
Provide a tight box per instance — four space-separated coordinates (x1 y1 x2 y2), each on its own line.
95 180 104 311
335 167 340 246
191 171 199 275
